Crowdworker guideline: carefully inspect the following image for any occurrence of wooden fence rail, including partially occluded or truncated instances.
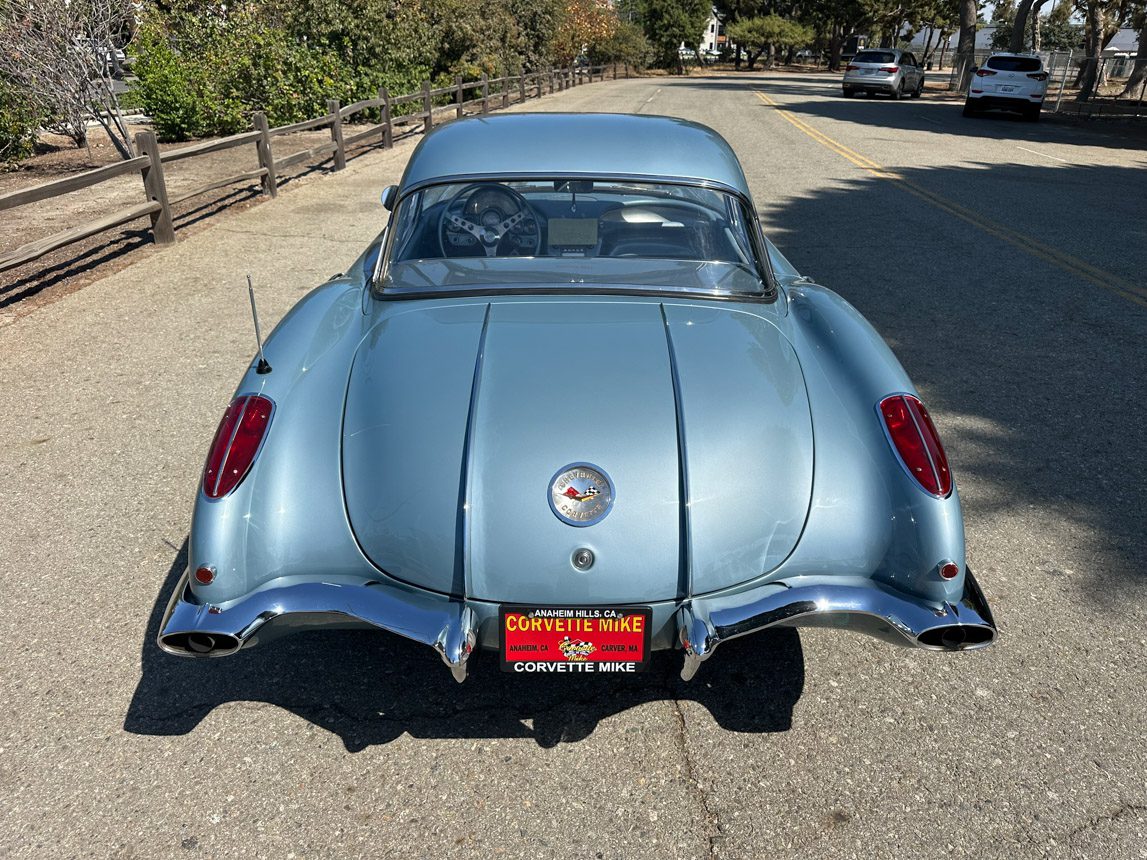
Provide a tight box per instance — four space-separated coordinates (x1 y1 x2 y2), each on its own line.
0 63 629 277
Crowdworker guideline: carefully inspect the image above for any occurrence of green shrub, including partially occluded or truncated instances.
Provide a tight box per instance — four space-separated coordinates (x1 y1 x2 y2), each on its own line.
131 24 210 140
0 81 39 166
133 8 362 140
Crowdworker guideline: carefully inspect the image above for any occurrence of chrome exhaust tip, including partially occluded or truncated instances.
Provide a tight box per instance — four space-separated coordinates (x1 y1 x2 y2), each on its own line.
159 630 242 657
917 624 995 651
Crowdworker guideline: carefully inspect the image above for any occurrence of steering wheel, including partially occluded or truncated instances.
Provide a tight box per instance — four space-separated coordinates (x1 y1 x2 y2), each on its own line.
439 183 541 258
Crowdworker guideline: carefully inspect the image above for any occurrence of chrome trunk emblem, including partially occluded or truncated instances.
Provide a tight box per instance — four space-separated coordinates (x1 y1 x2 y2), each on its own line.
549 463 614 527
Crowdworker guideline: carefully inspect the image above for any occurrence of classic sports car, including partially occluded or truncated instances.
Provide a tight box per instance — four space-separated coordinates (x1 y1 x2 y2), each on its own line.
158 113 997 681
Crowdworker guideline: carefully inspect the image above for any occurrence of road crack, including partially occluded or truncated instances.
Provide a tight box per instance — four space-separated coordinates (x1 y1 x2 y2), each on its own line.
669 698 723 859
1065 801 1147 845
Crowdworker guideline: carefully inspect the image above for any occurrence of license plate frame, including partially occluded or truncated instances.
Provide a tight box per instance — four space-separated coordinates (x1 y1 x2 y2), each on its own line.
499 605 652 673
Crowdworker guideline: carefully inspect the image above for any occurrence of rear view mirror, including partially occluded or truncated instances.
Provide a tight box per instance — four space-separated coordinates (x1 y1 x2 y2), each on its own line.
380 185 398 211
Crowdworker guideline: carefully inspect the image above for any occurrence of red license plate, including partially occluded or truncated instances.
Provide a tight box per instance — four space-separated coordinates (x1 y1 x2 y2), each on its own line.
500 606 652 673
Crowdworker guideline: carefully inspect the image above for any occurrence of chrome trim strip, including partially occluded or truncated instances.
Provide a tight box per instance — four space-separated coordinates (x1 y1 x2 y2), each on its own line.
454 303 492 598
660 303 693 601
399 173 749 202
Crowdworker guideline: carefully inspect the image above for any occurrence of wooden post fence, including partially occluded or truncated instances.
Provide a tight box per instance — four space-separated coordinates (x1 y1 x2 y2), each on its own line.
134 131 175 245
252 112 277 197
0 65 632 279
422 81 434 131
380 87 393 148
327 99 347 170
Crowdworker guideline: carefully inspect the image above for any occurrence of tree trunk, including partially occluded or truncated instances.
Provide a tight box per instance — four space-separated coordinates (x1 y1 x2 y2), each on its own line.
1119 17 1147 97
1030 0 1049 52
734 41 742 70
1077 1 1103 101
828 25 843 72
1073 1 1119 102
1009 0 1037 52
951 0 978 92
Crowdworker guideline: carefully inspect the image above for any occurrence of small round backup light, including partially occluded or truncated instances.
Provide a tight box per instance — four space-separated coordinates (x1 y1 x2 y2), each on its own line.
939 562 959 580
194 565 216 585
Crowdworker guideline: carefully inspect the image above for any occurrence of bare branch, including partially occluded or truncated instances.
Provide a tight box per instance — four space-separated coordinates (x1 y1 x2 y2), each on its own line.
0 0 137 157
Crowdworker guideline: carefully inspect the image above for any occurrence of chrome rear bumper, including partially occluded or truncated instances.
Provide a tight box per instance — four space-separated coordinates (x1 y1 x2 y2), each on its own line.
157 569 996 682
675 569 996 680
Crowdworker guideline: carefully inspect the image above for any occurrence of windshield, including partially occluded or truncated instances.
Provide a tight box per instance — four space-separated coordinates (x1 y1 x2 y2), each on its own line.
380 179 767 297
854 51 896 64
986 55 1042 72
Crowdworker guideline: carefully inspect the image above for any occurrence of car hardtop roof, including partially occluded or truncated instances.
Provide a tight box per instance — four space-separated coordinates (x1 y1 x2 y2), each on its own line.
986 51 1042 58
397 113 752 199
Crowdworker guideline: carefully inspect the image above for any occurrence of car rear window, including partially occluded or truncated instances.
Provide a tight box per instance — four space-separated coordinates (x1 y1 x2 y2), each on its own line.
986 56 1042 72
854 51 896 64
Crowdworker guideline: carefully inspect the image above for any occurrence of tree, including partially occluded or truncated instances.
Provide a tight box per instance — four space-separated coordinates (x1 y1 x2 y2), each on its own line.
0 0 137 157
727 15 812 69
802 0 868 70
553 0 619 65
638 0 711 71
990 6 1080 51
949 0 980 91
1075 0 1133 101
589 20 654 66
1119 12 1146 97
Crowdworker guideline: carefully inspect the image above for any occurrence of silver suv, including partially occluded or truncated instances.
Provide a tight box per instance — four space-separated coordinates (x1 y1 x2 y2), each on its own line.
843 49 925 99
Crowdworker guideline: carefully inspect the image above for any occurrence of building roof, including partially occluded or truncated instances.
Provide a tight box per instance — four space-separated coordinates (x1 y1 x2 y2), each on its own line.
398 113 752 198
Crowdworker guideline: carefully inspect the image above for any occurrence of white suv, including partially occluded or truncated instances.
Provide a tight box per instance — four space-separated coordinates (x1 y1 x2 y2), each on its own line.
963 53 1049 121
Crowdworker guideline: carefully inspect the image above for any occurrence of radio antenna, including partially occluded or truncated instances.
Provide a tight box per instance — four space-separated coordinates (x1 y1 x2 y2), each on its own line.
246 274 272 374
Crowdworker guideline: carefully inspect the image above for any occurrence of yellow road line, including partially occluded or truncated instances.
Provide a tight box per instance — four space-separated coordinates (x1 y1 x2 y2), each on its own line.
753 90 1147 308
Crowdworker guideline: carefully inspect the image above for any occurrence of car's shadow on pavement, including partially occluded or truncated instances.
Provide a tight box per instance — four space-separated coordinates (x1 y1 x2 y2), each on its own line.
124 542 805 751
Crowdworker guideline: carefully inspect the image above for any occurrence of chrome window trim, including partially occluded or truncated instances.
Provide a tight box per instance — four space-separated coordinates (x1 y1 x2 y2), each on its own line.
373 174 777 301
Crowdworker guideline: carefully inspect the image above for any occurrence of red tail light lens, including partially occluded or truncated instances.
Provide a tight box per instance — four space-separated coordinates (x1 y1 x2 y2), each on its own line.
880 66 899 73
845 64 859 71
202 395 274 499
879 394 952 496
975 68 997 77
1026 71 1048 81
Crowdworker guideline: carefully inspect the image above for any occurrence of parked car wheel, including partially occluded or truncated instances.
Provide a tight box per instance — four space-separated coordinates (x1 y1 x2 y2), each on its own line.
912 78 924 98
891 80 904 100
842 88 854 98
962 100 978 117
1023 105 1041 122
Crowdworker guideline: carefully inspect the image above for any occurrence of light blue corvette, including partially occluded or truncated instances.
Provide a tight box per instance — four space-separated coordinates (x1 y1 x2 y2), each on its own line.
158 113 997 681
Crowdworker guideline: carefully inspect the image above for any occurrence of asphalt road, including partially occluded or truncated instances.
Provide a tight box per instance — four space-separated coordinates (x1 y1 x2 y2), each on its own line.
2 72 1146 860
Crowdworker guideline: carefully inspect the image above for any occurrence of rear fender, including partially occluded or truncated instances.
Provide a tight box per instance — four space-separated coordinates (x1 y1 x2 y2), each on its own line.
188 278 373 604
778 283 966 604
